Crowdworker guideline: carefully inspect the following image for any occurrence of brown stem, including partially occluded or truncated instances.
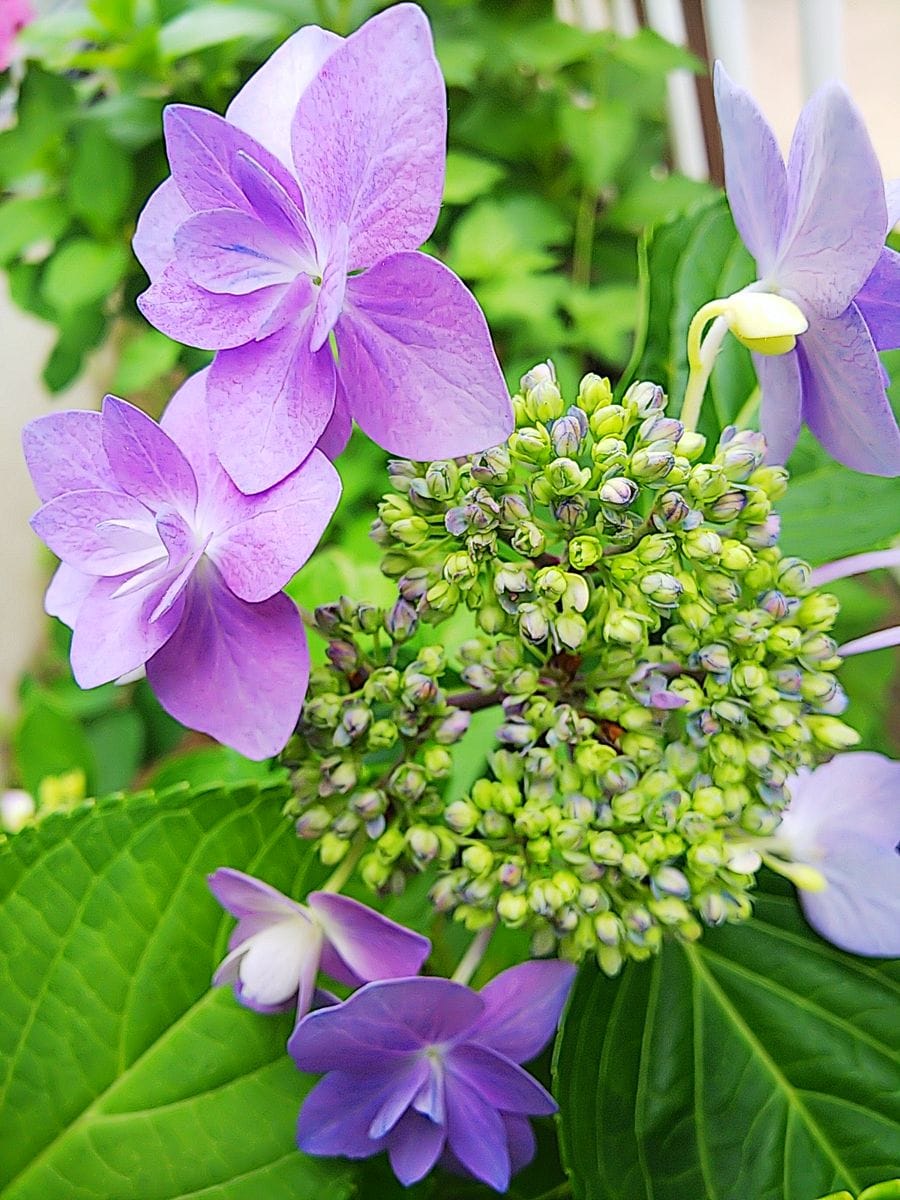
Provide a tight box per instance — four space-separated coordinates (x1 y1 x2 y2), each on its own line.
447 688 504 711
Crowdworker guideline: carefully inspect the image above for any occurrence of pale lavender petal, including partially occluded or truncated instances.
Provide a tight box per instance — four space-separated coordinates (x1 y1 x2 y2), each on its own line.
71 573 185 688
387 1111 445 1185
208 866 305 921
296 1070 393 1159
22 410 116 502
444 1075 511 1192
811 547 900 586
797 306 900 476
781 754 900 956
503 1113 537 1175
159 368 219 490
31 489 161 577
368 1059 430 1139
138 262 289 350
290 4 445 268
713 62 787 272
887 178 900 227
232 152 316 260
839 625 900 657
175 209 305 295
471 960 576 1064
855 247 900 351
448 1043 557 1115
133 178 191 280
101 397 198 512
310 223 348 352
146 571 309 759
339 252 512 458
45 563 94 628
315 383 352 460
226 25 341 169
775 85 886 317
752 347 803 465
207 316 336 495
308 891 431 986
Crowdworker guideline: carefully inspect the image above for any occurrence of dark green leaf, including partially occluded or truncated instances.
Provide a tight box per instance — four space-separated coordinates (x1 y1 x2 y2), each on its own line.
13 689 96 797
778 464 900 563
68 126 134 236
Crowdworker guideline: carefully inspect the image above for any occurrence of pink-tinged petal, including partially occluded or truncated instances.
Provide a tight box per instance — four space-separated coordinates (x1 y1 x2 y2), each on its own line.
22 410 116 502
339 252 512 459
146 571 309 759
297 1070 393 1159
71 573 186 689
780 754 900 956
713 62 786 273
308 891 431 986
855 247 900 351
102 397 199 512
315 381 352 460
207 448 340 602
208 318 336 495
175 209 305 296
797 306 900 476
291 4 445 268
470 960 576 1064
503 1113 537 1175
444 1075 511 1192
45 563 94 629
810 547 900 587
133 178 191 281
368 1059 430 1139
775 85 886 317
752 347 803 465
839 625 900 657
31 489 161 576
162 104 304 216
448 1043 556 1115
387 1111 445 1185
138 262 289 350
226 25 341 169
208 866 305 921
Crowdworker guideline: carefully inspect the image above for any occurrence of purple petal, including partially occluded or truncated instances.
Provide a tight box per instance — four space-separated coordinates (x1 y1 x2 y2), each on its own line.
101 397 198 512
448 1043 556 1115
22 410 116 503
310 223 348 352
839 625 900 657
133 178 191 280
226 25 341 169
308 891 431 986
175 209 306 296
232 152 316 258
338 252 512 459
713 62 786 273
290 4 445 269
775 84 886 317
31 489 161 576
71 573 186 688
470 960 576 1064
855 247 900 351
503 1113 537 1175
138 262 289 350
44 563 94 628
781 754 900 956
752 347 803 465
315 382 352 460
207 317 336 495
797 306 900 476
444 1075 511 1192
146 571 309 759
387 1110 445 1185
887 178 900 227
368 1059 430 1139
810 547 900 586
208 866 304 921
297 1070 393 1159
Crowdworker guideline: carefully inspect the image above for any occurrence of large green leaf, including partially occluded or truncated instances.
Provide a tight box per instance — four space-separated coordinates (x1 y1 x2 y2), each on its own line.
778 463 900 563
555 877 900 1200
0 780 354 1200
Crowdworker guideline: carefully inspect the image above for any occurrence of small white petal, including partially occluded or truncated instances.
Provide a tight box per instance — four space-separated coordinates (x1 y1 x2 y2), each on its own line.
238 915 323 1008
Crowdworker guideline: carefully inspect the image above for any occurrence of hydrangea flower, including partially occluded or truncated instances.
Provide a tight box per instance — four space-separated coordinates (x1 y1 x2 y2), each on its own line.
777 754 900 956
135 4 512 494
0 0 33 72
208 868 430 1021
714 63 900 476
23 368 340 758
290 960 576 1192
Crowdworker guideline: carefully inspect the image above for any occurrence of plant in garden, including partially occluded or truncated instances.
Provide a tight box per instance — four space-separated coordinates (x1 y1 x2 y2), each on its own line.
5 2 900 1198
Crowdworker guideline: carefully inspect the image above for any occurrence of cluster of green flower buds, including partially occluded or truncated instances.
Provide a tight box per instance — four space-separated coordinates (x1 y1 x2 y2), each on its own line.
285 364 857 974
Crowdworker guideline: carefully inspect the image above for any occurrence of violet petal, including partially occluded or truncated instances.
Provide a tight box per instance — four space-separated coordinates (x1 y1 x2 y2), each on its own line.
471 960 577 1063
308 891 431 985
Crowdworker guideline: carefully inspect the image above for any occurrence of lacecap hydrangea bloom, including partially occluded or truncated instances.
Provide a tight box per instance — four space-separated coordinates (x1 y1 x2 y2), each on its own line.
711 63 900 476
290 960 576 1191
135 3 512 494
23 369 339 758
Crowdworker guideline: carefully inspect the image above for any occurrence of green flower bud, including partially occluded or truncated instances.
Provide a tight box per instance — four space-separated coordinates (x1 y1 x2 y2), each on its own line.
589 831 623 864
603 609 647 645
624 381 665 417
807 716 861 750
568 535 602 569
519 603 550 643
423 746 453 778
527 379 566 422
319 833 350 866
639 571 683 607
388 763 428 802
578 373 613 412
471 446 511 484
748 465 789 499
720 540 755 572
498 892 530 925
408 826 441 864
462 844 494 876
446 799 479 835
682 529 722 561
677 430 707 460
630 444 675 482
688 464 728 502
796 592 840 628
510 424 552 465
555 613 588 649
599 476 638 506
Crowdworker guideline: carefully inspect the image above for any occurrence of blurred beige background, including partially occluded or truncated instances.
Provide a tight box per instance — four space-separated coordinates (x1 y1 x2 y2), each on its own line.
2 0 899 736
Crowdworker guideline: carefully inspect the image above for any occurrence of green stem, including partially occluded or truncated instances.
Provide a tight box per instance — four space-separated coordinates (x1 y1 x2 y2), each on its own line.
681 314 729 433
733 386 761 430
572 187 597 289
320 834 366 893
450 920 497 986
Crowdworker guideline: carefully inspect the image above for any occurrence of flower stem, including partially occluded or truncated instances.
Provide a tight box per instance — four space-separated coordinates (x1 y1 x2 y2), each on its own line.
448 687 504 712
681 309 729 433
572 186 597 289
320 834 366 893
451 920 497 986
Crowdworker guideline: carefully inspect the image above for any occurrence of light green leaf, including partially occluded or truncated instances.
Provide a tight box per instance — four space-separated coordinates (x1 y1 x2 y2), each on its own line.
564 283 638 367
113 327 181 393
555 877 900 1200
13 689 96 797
158 5 282 60
68 125 134 236
443 151 505 206
778 463 900 563
0 196 69 266
41 237 128 315
446 196 568 281
559 100 638 192
0 780 355 1200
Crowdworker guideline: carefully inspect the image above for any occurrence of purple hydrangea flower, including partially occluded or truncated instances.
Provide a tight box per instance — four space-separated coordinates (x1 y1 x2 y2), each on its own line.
714 63 900 476
289 959 576 1192
134 4 512 494
779 754 900 956
23 368 340 758
208 868 431 1021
